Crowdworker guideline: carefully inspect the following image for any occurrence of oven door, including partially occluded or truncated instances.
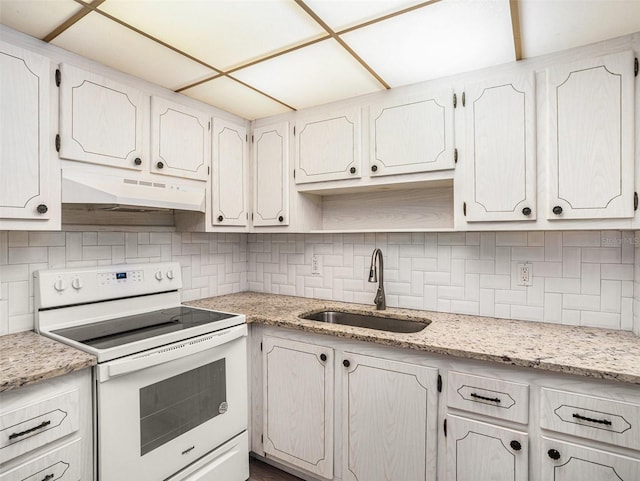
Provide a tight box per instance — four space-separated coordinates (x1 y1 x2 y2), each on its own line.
96 324 247 481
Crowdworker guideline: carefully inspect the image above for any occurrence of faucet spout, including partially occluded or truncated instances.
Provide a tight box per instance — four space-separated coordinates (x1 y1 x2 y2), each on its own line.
368 248 386 310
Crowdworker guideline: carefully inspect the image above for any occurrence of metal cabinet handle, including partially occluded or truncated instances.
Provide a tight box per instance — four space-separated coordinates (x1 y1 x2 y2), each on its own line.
470 392 501 403
552 205 563 215
522 207 532 216
572 413 612 426
548 449 561 460
320 353 327 362
278 216 284 222
510 440 522 451
157 161 164 169
349 167 356 174
9 420 51 440
217 215 224 222
41 474 54 481
371 165 378 172
343 359 350 367
36 204 48 214
134 157 142 166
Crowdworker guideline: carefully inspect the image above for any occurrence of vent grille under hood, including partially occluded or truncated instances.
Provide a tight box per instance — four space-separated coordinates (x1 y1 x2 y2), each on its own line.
61 169 206 212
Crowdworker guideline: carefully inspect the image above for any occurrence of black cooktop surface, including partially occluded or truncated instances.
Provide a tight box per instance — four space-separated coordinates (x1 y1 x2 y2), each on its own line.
52 306 236 350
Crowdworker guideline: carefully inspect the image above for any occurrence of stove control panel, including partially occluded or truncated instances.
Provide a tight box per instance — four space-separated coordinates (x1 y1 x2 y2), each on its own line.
35 262 182 309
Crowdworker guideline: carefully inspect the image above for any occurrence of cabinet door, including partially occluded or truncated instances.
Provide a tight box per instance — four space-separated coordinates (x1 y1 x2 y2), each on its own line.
342 352 438 481
547 50 635 220
150 96 210 181
253 122 289 227
541 437 640 481
447 415 528 481
59 63 148 170
262 336 333 479
212 118 248 226
369 90 455 176
0 42 52 222
295 108 361 184
464 73 536 222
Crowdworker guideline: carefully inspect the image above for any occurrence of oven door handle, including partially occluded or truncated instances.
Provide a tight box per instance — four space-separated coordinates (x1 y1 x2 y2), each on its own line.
98 324 247 382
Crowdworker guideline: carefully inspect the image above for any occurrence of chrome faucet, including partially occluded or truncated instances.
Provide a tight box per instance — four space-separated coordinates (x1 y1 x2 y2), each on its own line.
368 248 386 310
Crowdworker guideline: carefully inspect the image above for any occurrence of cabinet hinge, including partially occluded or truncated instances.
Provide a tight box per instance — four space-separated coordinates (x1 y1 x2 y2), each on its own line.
454 148 458 164
635 58 638 77
634 192 638 211
55 134 60 152
261 434 263 444
444 419 447 437
463 202 467 216
462 91 466 107
246 212 249 220
260 342 263 351
453 93 457 109
55 69 61 87
437 374 442 393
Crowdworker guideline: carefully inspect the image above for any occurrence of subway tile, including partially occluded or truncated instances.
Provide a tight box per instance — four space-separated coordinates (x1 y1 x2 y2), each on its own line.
8 281 29 316
98 232 125 245
511 305 544 322
582 248 621 264
562 247 581 278
451 259 465 286
479 274 510 289
423 285 437 310
563 294 600 311
494 247 510 275
438 232 465 246
465 259 494 274
511 247 544 261
450 300 479 315
494 289 527 305
544 232 563 261
66 233 82 261
451 246 479 260
465 232 480 246
495 232 527 246
48 246 66 268
0 232 7 265
544 293 562 323
580 264 600 295
546 278 581 294
561 309 581 326
8 232 28 247
601 280 621 313
8 247 47 264
494 304 511 319
528 231 545 247
479 289 495 317
437 245 451 272
8 313 33 333
29 232 65 247
0 264 29 282
464 273 479 301
531 261 562 278
83 245 112 260
82 232 97 246
580 311 620 329
563 231 600 247
601 263 633 281
437 285 465 300
526 277 544 306
621 298 633 330
480 232 495 259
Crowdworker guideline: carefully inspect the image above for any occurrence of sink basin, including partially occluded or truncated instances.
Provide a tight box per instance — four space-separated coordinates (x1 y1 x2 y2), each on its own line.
301 310 430 333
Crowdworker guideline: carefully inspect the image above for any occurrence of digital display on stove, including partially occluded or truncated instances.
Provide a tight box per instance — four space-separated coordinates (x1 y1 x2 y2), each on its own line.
116 272 127 279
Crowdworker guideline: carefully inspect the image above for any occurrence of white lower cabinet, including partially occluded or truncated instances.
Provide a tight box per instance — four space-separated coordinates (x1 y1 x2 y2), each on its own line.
341 352 439 481
541 438 640 481
446 415 528 481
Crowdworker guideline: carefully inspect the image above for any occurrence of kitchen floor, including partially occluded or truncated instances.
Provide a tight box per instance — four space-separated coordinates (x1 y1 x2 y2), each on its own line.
249 458 303 481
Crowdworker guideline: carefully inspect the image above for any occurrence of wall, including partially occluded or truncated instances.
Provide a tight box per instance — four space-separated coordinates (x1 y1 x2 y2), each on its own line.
0 230 247 334
248 231 636 331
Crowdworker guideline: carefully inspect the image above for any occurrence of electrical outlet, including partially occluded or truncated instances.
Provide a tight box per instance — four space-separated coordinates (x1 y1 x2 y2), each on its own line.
311 255 322 276
517 263 533 286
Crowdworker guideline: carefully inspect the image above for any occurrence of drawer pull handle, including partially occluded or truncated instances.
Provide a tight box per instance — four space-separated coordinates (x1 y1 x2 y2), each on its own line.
470 392 501 403
572 413 612 426
9 420 51 440
548 448 561 460
41 474 54 481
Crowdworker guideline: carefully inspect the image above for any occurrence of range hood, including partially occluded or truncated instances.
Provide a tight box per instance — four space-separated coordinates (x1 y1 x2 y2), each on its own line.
61 169 205 212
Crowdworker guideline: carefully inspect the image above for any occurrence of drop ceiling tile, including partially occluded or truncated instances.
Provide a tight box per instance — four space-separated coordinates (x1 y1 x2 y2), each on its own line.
0 0 82 39
518 0 640 58
304 0 427 31
232 38 383 109
182 76 291 120
50 11 216 90
342 0 515 87
99 0 326 71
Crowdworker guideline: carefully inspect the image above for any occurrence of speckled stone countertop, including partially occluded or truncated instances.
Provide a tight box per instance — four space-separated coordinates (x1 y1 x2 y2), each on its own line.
0 331 96 393
187 292 640 385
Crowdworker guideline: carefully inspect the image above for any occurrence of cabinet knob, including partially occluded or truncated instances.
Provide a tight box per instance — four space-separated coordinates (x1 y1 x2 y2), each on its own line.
134 157 142 166
320 353 327 362
36 204 48 214
510 440 522 451
547 449 561 460
552 205 563 215
343 359 350 368
217 215 224 222
157 161 164 169
521 207 531 216
371 164 378 172
278 216 284 222
349 167 356 174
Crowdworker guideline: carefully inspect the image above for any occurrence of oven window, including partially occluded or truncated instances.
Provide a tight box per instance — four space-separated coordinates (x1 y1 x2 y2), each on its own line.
139 359 226 455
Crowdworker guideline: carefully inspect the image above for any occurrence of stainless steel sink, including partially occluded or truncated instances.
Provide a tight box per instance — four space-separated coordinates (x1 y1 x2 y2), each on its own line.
301 310 430 333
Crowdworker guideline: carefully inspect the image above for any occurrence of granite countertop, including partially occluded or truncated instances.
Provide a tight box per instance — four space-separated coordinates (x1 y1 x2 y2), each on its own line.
0 331 96 393
187 292 640 385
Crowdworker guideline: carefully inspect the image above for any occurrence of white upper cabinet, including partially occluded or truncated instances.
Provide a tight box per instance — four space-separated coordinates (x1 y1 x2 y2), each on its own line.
211 118 248 227
295 107 362 184
150 96 210 181
546 50 635 220
369 90 455 176
464 72 537 222
253 122 289 227
58 63 148 171
0 41 53 223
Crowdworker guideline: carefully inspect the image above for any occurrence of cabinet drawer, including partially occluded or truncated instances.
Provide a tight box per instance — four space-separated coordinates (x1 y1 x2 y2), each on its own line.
0 389 80 463
447 371 529 423
540 388 640 450
0 438 81 481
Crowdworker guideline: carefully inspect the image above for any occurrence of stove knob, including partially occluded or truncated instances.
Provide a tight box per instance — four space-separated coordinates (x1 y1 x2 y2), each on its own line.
71 278 83 290
54 279 67 292
166 270 175 280
155 271 163 281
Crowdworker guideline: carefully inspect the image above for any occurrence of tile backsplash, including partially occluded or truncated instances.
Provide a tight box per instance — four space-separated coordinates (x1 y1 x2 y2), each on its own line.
1 229 638 335
247 231 636 331
0 231 247 334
